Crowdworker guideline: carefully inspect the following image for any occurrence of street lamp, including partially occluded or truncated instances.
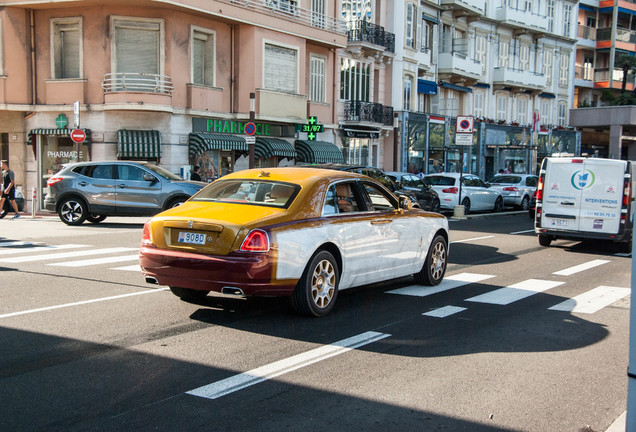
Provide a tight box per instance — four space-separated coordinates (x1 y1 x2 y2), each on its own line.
249 92 255 169
393 112 399 171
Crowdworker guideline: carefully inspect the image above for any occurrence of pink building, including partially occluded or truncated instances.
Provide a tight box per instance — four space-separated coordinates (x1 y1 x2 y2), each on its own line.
0 0 347 211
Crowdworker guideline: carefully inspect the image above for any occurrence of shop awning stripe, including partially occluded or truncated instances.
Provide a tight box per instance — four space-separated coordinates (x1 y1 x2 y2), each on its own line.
189 133 248 159
294 140 344 164
28 128 92 145
117 130 161 159
255 138 297 159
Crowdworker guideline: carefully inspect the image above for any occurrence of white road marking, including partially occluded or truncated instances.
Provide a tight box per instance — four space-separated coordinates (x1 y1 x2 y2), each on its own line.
466 279 564 305
0 288 169 319
49 254 140 267
0 247 137 263
0 241 43 247
387 273 494 297
510 229 535 235
423 306 467 318
112 264 141 272
450 235 495 244
552 259 610 276
548 286 631 314
0 244 88 256
186 331 391 400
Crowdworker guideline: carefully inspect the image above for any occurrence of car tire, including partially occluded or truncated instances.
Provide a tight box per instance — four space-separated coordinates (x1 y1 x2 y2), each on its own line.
86 214 107 224
430 199 441 213
58 197 88 225
414 234 447 286
169 286 209 301
167 197 187 209
290 250 339 317
538 234 552 247
493 196 504 212
519 195 530 210
461 197 471 214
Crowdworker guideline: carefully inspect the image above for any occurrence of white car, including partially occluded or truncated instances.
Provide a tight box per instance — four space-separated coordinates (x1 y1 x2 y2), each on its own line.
423 173 503 214
487 174 538 210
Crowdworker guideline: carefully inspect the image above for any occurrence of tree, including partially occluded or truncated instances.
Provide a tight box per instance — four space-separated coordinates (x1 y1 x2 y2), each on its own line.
614 53 636 93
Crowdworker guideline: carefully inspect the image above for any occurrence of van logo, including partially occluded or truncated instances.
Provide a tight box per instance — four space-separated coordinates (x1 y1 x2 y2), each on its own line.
571 170 595 190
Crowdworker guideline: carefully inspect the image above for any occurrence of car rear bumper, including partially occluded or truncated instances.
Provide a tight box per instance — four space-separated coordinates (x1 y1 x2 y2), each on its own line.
44 197 56 212
139 245 297 296
535 227 631 242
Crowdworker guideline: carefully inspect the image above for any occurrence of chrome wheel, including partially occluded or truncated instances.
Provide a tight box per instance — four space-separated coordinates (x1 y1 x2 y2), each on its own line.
59 198 87 225
290 250 339 317
311 259 336 309
429 240 447 282
414 234 447 286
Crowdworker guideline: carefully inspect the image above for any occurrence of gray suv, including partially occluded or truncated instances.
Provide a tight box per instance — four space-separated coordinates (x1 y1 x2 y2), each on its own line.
44 161 206 225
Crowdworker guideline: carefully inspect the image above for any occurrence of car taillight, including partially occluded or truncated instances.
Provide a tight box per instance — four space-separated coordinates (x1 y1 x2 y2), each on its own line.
623 178 631 208
537 176 544 201
503 187 519 192
571 159 584 163
141 221 153 246
442 187 458 194
240 229 270 252
47 177 63 186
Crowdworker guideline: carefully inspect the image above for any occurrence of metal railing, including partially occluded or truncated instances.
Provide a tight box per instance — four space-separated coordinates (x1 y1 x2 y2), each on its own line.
343 100 393 125
102 73 174 94
346 20 395 53
597 27 636 43
577 25 596 40
575 65 594 81
594 68 635 85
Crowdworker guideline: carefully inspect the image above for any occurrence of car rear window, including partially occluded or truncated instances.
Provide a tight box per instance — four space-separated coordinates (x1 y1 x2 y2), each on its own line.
400 174 424 188
488 175 521 184
425 176 455 186
192 180 300 208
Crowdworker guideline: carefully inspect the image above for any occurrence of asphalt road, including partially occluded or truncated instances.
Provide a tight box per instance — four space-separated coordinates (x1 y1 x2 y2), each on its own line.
0 212 631 432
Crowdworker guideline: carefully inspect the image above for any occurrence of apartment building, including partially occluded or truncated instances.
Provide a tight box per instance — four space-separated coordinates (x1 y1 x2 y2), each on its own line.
389 0 580 179
0 0 347 212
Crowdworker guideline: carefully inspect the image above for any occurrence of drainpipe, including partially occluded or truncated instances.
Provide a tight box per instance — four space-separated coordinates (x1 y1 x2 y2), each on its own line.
29 9 37 106
230 24 235 114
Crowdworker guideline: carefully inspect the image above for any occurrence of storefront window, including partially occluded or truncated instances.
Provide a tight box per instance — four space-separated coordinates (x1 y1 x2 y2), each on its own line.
40 135 90 206
342 138 369 165
428 123 445 173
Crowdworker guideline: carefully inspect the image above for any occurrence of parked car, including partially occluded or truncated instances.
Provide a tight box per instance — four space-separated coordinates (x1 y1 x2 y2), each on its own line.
423 173 503 214
385 171 440 212
529 190 537 219
45 161 206 225
140 167 449 317
487 174 538 210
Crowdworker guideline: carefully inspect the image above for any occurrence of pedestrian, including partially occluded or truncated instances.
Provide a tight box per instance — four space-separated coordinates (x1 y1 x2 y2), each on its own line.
190 165 202 181
0 160 20 219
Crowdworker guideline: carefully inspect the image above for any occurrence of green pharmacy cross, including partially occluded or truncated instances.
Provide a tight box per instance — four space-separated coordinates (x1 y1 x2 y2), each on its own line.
56 114 68 129
301 116 324 141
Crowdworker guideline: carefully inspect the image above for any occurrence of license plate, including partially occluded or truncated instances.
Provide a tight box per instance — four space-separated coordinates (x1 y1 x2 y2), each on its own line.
550 219 569 227
178 231 206 245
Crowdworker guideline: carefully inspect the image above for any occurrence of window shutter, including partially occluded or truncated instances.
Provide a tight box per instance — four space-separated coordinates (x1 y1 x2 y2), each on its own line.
116 23 159 75
61 27 80 78
264 44 297 93
432 25 439 63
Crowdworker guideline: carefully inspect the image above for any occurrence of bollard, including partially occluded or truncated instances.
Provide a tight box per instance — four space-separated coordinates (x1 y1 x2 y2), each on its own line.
32 187 37 218
453 204 466 219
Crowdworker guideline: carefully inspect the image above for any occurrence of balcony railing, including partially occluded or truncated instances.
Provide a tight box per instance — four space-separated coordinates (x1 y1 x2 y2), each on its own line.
492 67 546 89
597 27 636 43
347 20 395 53
594 67 635 85
577 25 597 40
344 101 394 125
102 73 174 94
575 65 594 81
495 6 549 33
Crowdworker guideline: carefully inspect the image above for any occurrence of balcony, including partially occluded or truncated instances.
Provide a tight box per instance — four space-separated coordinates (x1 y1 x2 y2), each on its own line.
597 27 636 43
495 6 549 34
577 25 597 40
440 0 485 17
492 67 546 91
594 67 635 90
347 20 395 56
343 101 393 126
438 52 482 82
102 73 173 106
574 66 594 88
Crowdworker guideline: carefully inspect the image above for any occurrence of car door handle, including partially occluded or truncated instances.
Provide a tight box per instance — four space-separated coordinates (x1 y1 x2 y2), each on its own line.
371 219 393 225
78 181 87 186
560 201 575 206
118 184 127 189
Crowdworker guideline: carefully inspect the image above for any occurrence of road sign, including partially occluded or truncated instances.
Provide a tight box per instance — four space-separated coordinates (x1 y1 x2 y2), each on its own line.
245 136 256 144
455 133 473 146
244 122 256 136
456 116 474 133
70 129 86 144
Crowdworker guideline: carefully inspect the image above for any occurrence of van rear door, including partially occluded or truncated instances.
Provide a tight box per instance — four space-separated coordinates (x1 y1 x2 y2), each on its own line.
541 158 583 231
577 159 626 234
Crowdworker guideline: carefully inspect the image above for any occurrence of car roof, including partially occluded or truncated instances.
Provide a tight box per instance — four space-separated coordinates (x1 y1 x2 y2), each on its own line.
219 167 368 185
424 172 473 178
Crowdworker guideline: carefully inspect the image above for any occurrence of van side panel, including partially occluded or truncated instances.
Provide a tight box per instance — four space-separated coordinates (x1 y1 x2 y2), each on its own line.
578 159 626 234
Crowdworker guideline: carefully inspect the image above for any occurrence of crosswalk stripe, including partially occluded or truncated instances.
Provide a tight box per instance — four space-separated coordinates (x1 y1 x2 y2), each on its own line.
423 306 467 318
552 259 610 276
49 255 140 267
386 272 495 297
548 286 631 314
0 244 88 256
0 247 137 263
466 279 565 305
112 264 141 272
0 241 43 247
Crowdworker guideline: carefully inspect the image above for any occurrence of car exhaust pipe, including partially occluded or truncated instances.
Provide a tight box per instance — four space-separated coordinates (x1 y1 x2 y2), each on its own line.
145 276 159 285
222 287 245 296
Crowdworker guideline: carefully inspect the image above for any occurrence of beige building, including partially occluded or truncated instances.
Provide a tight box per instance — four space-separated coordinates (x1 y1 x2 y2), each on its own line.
0 1 347 211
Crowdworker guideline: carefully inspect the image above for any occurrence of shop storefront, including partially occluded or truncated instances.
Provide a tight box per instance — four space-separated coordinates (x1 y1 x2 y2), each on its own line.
340 129 379 166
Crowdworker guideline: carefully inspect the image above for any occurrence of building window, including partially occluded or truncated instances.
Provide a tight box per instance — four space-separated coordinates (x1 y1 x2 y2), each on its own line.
343 139 369 165
0 19 4 76
340 58 370 101
541 99 551 126
341 0 373 23
421 20 431 52
559 51 569 86
191 27 215 86
266 0 298 14
311 0 326 28
310 55 326 103
558 101 567 126
404 76 413 111
524 0 532 12
111 17 163 79
475 34 487 72
519 43 530 70
264 43 298 94
547 0 554 33
563 4 572 37
497 95 507 120
51 17 82 79
498 39 509 68
543 47 553 85
517 98 527 124
406 3 415 49
474 90 484 118
440 89 459 117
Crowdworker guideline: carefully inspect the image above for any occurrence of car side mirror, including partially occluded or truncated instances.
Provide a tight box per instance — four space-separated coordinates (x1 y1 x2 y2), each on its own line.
144 174 157 183
399 195 413 211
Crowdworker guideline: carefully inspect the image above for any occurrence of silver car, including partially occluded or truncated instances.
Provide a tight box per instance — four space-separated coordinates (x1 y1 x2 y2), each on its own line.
487 174 538 210
44 161 206 225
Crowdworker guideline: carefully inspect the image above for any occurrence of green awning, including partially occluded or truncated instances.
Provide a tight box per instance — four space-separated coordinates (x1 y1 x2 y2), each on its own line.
189 132 248 159
28 128 92 145
255 137 297 160
117 130 161 159
295 140 344 164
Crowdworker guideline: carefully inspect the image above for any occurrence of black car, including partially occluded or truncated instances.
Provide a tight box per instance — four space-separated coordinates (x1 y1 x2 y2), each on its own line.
385 171 440 213
306 164 441 212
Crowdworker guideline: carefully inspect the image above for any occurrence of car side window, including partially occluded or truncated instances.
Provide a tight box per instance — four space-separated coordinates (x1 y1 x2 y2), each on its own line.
526 176 538 187
90 164 114 179
323 186 338 216
117 165 149 181
334 182 361 213
361 183 397 212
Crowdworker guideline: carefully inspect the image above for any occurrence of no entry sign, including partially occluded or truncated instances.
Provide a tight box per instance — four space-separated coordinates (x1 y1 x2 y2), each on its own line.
70 129 86 143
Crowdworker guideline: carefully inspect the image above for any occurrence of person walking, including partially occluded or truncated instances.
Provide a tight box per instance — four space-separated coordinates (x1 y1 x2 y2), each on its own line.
190 165 202 181
1 160 20 219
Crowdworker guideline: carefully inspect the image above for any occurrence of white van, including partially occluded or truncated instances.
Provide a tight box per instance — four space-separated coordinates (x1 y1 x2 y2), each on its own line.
534 157 634 248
